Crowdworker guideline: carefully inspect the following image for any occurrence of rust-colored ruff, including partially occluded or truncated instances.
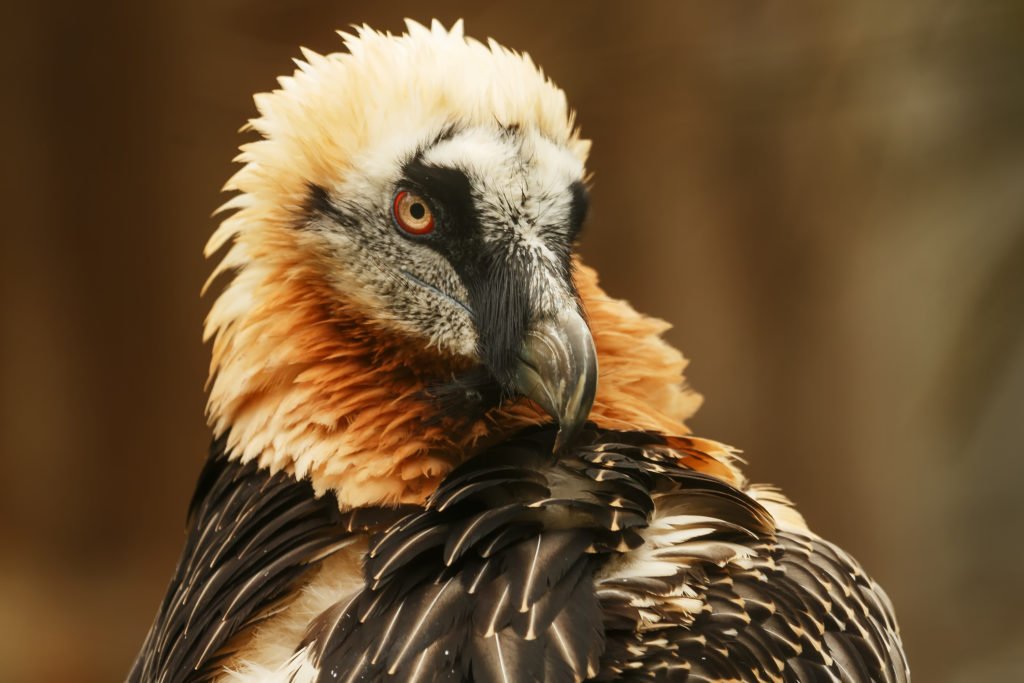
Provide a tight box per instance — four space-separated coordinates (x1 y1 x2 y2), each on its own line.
206 213 736 508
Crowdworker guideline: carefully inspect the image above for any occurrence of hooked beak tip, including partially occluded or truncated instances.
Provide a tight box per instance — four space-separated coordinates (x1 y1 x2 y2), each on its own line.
512 308 598 453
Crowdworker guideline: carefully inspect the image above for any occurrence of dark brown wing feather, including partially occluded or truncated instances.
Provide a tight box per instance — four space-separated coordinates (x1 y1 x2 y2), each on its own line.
301 425 782 683
595 508 910 682
127 436 409 683
134 426 908 683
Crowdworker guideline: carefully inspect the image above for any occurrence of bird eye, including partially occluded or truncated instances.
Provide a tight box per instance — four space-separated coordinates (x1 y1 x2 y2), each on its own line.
393 190 435 236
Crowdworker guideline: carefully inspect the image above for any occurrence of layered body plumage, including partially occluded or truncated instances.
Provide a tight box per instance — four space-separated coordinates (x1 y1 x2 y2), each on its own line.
131 21 909 683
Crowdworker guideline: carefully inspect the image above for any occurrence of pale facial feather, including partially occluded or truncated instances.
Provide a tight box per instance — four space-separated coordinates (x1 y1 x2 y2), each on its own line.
308 122 585 357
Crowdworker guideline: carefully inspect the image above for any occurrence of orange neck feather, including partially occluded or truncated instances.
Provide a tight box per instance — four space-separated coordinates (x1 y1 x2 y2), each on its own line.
207 248 733 508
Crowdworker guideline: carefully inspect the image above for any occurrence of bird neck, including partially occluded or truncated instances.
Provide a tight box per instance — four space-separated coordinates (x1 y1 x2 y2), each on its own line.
205 256 717 509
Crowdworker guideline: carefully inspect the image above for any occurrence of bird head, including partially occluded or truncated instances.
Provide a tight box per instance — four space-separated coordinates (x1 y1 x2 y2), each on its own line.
205 20 705 506
299 77 597 452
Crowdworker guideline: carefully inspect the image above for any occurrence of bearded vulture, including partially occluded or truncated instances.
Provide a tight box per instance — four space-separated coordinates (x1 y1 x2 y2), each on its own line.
129 19 910 683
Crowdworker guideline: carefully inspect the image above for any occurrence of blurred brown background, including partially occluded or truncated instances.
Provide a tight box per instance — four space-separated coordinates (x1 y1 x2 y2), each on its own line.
2 1 1022 681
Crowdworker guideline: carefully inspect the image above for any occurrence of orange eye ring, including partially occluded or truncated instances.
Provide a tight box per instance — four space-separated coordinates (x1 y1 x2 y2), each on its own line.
393 190 435 235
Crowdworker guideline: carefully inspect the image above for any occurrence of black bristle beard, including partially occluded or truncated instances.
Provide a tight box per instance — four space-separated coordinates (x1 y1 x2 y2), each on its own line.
422 365 506 426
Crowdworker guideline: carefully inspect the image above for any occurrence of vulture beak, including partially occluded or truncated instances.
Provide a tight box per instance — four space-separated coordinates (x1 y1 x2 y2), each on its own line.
511 307 598 452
